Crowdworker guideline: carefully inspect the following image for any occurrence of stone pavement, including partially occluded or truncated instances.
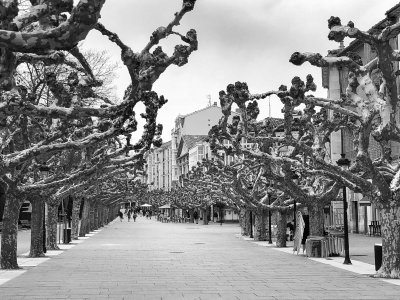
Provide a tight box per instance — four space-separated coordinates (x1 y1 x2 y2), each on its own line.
0 217 399 299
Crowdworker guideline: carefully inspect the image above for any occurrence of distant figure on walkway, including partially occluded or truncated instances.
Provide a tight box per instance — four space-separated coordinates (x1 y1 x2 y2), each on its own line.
127 210 132 222
133 212 137 222
301 215 310 253
140 209 143 217
287 220 294 241
145 211 149 219
118 211 123 222
149 211 152 219
193 210 199 224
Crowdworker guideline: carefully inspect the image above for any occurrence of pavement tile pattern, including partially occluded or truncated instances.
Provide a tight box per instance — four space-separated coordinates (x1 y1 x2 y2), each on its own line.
0 218 399 299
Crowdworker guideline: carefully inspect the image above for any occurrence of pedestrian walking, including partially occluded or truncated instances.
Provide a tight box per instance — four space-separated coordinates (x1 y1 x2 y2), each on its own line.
193 210 199 224
118 210 123 222
145 211 149 219
133 212 137 222
127 210 132 222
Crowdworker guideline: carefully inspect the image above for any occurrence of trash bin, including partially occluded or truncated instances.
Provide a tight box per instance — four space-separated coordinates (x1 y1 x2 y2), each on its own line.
63 228 71 244
306 236 326 257
374 243 382 271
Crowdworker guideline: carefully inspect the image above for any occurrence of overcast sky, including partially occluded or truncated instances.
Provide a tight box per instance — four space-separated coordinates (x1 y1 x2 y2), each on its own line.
82 0 394 142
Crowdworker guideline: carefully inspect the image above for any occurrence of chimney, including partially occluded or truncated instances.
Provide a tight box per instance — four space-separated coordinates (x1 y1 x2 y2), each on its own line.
213 102 217 106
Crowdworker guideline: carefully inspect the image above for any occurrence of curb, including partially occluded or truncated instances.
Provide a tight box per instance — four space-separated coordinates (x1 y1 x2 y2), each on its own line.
235 233 400 286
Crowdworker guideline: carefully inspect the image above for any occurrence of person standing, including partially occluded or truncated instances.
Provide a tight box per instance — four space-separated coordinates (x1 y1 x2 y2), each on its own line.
127 210 132 222
133 212 137 222
193 210 199 224
118 210 123 222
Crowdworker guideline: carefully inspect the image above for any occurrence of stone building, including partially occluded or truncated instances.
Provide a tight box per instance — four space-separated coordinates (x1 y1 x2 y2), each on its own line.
145 103 241 220
146 102 237 191
146 141 172 191
324 3 400 234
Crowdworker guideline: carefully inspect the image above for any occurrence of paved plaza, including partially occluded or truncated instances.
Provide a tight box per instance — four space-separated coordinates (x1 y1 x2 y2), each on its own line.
0 218 399 299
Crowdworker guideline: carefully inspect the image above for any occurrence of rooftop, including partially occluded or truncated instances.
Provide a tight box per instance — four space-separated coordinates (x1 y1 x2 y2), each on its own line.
177 135 208 158
337 2 400 55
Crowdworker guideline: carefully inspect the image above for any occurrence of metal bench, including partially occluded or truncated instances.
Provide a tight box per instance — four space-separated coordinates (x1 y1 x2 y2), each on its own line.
369 221 381 236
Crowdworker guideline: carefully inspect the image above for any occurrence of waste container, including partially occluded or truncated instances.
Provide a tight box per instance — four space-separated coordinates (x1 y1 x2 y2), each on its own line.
306 236 326 257
63 228 72 244
374 243 382 271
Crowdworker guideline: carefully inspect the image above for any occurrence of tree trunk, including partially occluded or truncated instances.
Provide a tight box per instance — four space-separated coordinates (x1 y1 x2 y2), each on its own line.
275 210 287 248
29 196 45 257
1 193 24 269
107 205 113 224
308 203 324 236
375 201 400 278
254 209 267 241
79 200 90 237
189 209 194 223
71 197 81 240
94 204 99 229
202 207 208 225
244 209 251 236
240 208 250 236
99 204 104 228
47 203 60 250
101 205 106 226
89 202 95 231
104 206 109 224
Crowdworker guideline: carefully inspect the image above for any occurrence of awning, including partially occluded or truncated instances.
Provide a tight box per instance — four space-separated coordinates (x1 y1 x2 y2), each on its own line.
159 204 171 209
140 203 152 207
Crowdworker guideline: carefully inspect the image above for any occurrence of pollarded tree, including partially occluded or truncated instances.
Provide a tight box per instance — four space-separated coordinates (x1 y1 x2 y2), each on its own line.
0 0 198 269
208 79 342 245
0 0 198 176
289 14 400 278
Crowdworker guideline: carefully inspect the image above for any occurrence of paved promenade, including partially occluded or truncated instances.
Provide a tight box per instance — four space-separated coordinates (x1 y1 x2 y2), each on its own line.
0 217 399 299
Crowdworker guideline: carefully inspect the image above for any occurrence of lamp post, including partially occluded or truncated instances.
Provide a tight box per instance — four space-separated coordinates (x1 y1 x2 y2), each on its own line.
249 211 253 238
336 153 352 265
39 164 50 254
292 173 299 231
248 184 253 238
268 192 272 244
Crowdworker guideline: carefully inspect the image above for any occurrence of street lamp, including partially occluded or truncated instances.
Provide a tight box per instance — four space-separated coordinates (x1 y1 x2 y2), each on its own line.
248 184 253 238
249 210 253 238
268 192 272 244
336 153 351 265
292 173 299 231
39 164 50 254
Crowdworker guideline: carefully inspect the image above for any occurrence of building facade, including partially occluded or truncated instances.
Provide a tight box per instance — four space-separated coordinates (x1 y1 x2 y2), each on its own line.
146 141 173 191
146 102 236 191
145 103 241 220
324 3 400 234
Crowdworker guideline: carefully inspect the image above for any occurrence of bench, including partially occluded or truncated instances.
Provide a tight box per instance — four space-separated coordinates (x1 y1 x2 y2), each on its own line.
369 221 381 236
